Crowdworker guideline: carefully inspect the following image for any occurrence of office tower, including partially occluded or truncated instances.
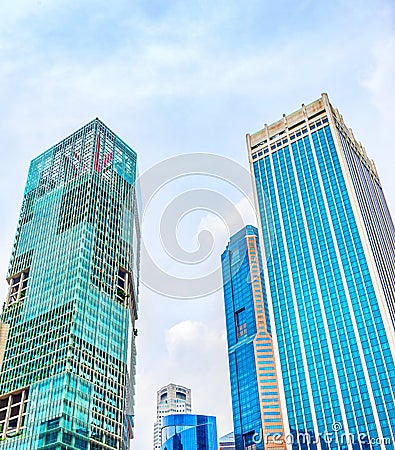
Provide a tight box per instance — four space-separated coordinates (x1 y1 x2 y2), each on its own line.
219 432 235 450
153 384 191 450
247 94 395 448
221 226 286 450
0 118 140 449
160 414 218 450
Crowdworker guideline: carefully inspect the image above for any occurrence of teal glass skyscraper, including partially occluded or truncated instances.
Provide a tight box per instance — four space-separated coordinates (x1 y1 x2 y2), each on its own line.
248 94 395 449
0 118 140 449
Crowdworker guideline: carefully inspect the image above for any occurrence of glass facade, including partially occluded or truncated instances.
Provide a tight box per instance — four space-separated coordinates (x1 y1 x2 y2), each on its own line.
334 116 395 327
160 414 218 450
221 226 285 450
247 94 395 449
0 118 140 449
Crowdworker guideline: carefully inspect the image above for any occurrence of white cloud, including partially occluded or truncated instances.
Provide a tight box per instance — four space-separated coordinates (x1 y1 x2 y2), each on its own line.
164 320 232 432
165 320 225 365
362 29 395 212
197 195 257 242
132 315 233 449
363 27 395 121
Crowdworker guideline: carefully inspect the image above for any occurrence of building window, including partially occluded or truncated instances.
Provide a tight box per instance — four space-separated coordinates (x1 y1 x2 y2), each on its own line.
243 432 257 450
235 308 247 339
0 388 29 439
116 268 130 305
176 392 186 401
7 269 30 306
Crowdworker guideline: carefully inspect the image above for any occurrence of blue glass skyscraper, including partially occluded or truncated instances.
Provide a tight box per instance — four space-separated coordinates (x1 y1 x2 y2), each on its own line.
247 94 395 448
0 118 140 449
160 414 218 450
221 226 285 450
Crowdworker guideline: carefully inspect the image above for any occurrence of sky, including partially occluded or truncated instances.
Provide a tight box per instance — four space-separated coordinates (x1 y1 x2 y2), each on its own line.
0 0 395 449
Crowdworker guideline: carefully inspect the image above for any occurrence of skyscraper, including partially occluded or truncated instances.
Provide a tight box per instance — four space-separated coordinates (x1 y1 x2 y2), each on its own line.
153 384 191 450
247 94 395 448
160 414 218 450
0 118 140 449
221 226 285 450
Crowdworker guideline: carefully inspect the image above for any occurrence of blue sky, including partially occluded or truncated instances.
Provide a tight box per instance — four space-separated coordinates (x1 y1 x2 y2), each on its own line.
1 0 395 448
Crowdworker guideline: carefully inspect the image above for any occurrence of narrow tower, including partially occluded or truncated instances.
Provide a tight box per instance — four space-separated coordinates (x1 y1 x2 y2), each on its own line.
153 384 191 450
221 226 286 450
